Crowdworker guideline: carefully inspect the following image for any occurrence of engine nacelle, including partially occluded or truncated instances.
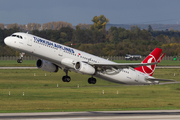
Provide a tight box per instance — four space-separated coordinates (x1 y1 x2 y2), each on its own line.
36 59 58 72
74 61 95 75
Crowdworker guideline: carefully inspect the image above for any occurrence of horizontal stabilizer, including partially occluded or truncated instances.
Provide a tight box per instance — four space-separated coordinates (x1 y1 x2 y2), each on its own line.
159 82 180 85
146 78 175 82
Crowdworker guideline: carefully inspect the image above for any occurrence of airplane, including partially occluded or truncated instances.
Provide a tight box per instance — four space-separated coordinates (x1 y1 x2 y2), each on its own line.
4 32 177 85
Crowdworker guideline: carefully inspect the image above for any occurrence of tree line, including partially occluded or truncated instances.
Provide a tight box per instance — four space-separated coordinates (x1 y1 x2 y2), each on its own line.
1 15 180 57
0 21 74 31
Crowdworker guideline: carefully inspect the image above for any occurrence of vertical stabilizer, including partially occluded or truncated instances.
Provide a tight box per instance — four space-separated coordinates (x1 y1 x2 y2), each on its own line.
135 48 162 76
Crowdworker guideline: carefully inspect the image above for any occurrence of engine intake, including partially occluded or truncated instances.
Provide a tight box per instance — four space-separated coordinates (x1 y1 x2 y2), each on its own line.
36 59 58 72
74 61 95 75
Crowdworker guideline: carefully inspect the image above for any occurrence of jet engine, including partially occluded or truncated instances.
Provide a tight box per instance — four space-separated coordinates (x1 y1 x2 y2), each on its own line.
74 61 95 75
36 59 58 72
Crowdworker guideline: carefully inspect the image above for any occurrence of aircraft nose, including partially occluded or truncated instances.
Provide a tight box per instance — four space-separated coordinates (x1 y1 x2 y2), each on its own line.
4 37 10 46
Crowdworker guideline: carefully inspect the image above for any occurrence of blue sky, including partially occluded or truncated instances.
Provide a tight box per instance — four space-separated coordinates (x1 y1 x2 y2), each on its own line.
1 0 180 25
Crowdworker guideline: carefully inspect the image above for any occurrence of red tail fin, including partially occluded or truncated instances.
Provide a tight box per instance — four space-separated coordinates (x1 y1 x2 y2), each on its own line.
135 48 162 76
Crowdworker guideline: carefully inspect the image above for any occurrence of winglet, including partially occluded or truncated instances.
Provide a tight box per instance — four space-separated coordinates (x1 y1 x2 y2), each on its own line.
157 53 165 63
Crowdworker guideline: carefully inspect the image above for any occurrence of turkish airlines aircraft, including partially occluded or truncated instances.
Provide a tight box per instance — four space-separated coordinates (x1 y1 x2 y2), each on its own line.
4 32 176 85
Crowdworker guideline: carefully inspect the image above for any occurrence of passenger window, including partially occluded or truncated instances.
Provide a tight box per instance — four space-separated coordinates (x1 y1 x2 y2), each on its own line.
20 36 23 39
17 35 20 38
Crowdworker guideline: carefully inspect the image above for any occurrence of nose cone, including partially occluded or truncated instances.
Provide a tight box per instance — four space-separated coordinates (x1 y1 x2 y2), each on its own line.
4 37 10 46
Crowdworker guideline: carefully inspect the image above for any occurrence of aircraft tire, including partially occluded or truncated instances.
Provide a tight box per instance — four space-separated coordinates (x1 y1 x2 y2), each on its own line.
62 76 71 82
66 76 71 82
92 78 96 84
17 59 23 63
88 77 96 84
88 78 91 84
62 76 67 82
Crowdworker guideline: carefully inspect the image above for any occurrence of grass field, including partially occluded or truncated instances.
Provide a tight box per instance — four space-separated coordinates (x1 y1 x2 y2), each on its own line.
0 60 36 67
0 68 180 113
0 60 180 67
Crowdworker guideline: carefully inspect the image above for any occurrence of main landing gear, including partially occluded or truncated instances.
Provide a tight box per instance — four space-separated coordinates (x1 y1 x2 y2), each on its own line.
62 69 71 82
17 53 25 63
88 77 96 84
61 69 97 84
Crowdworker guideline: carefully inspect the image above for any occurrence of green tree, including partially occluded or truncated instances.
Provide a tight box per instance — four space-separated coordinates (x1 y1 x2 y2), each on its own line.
90 15 109 30
148 25 153 32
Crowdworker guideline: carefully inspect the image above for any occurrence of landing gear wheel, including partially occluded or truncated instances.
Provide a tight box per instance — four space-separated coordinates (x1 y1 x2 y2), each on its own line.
17 59 23 63
88 77 96 84
88 78 91 84
62 76 66 82
92 78 96 84
62 76 71 82
66 76 71 82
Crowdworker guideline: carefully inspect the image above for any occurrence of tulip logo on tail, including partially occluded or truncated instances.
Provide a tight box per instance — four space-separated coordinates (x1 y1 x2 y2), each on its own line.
142 54 156 76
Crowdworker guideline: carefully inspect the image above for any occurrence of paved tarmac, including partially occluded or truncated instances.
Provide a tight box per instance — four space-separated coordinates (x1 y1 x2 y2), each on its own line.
0 110 180 120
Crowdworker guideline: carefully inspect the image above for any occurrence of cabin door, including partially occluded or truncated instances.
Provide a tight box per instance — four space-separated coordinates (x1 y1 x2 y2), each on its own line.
58 47 63 57
27 36 32 47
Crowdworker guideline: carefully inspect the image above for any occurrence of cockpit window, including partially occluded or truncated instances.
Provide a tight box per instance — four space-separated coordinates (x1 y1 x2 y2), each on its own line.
11 34 23 39
12 35 16 37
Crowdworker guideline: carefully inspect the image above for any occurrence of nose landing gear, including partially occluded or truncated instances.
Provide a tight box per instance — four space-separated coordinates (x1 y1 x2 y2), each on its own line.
17 53 25 63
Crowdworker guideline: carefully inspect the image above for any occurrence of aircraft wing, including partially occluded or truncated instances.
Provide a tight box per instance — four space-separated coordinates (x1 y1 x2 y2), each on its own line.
93 61 159 69
93 53 164 70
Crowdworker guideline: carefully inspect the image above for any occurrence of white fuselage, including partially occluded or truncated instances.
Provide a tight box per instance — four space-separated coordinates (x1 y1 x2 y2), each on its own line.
4 32 153 85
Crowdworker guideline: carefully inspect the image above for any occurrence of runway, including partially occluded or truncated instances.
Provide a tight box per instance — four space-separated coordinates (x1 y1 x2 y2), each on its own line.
0 110 180 120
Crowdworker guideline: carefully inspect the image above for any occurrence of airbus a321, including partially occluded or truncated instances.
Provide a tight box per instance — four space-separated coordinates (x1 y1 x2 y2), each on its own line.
4 32 176 85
